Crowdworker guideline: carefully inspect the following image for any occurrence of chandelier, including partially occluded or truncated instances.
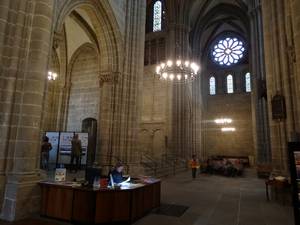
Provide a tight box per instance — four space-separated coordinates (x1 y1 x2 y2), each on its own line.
155 59 200 82
47 71 58 81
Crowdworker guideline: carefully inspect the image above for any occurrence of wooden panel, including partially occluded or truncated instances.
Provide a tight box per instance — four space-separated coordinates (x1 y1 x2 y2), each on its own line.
72 189 96 223
112 191 131 222
153 182 161 208
95 190 130 223
131 187 145 221
40 181 161 224
43 185 73 220
143 185 154 211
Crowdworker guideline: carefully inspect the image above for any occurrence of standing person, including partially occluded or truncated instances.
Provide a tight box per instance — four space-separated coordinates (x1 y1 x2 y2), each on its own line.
41 136 52 170
189 154 200 179
70 134 82 172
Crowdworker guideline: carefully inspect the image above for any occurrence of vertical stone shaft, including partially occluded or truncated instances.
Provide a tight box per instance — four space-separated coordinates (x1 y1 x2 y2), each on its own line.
0 0 53 220
249 0 271 164
262 0 297 173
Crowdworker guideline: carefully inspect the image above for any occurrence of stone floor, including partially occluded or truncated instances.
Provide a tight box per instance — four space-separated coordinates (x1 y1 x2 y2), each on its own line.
134 169 294 225
0 169 295 225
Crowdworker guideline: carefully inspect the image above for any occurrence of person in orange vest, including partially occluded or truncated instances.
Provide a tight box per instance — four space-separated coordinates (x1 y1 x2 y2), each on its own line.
189 154 200 179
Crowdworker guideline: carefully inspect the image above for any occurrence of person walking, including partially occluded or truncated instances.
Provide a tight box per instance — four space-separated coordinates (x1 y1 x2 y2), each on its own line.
70 134 82 172
189 154 200 179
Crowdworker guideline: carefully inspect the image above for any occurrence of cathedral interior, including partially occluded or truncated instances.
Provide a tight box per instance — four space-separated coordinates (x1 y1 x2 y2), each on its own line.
0 0 299 224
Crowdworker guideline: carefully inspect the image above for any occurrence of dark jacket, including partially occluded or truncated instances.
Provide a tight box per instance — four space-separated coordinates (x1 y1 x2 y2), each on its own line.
110 169 124 184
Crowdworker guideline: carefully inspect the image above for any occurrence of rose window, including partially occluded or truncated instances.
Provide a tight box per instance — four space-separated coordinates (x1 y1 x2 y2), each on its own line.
212 37 245 66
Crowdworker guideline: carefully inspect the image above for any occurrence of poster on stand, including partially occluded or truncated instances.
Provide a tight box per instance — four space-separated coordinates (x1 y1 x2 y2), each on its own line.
57 132 89 165
58 132 74 164
75 132 88 164
45 132 59 164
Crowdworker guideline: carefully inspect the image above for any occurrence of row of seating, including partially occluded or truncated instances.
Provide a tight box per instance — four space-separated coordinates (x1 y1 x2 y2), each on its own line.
201 156 247 177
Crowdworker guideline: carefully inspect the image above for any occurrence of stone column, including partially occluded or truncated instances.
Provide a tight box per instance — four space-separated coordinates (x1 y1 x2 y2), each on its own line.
249 0 271 165
97 0 146 165
289 0 300 129
166 0 198 159
262 0 297 174
0 0 54 220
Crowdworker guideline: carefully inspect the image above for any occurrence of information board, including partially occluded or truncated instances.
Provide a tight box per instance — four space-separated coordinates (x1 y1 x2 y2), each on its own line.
75 132 88 164
59 132 74 154
45 131 60 164
57 132 89 165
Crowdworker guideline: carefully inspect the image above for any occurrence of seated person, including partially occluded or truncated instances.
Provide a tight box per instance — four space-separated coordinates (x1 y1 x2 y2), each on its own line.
109 162 130 186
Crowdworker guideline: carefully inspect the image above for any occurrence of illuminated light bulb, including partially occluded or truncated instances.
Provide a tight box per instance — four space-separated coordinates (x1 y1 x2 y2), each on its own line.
176 60 181 66
177 74 181 80
215 118 233 124
226 118 232 123
167 60 173 67
184 61 190 67
221 127 236 132
184 74 188 80
161 63 165 69
162 73 168 79
53 73 57 79
156 66 161 74
169 73 174 80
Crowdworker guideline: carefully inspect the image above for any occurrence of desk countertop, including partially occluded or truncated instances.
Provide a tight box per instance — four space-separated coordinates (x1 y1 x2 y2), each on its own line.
39 179 160 191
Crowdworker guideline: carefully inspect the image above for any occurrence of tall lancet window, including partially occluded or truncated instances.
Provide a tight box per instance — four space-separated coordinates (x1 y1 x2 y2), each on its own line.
209 76 216 95
153 1 162 32
226 74 234 93
245 72 251 92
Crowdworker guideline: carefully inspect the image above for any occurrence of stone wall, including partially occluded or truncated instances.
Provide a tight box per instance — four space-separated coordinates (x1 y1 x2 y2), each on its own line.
205 94 253 157
138 65 170 157
66 45 99 131
202 65 254 159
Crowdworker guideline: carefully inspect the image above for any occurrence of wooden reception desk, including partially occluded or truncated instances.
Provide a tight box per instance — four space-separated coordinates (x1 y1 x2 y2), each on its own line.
39 180 160 224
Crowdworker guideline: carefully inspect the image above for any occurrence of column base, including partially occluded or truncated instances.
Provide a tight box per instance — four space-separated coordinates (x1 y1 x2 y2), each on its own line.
0 173 43 221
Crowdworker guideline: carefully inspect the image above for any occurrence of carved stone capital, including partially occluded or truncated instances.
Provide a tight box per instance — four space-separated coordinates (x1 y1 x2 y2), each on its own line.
99 71 121 87
53 32 63 49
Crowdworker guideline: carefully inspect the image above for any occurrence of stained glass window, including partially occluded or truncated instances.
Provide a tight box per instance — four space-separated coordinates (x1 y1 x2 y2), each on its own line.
212 37 245 66
227 74 234 93
245 72 251 92
153 1 162 32
209 76 216 95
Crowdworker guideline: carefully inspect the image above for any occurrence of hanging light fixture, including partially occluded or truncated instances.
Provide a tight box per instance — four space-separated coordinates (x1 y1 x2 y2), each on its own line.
47 71 58 81
155 59 200 82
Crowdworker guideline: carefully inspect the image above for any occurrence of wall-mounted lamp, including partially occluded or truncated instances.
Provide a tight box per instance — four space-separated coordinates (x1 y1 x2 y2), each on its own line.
221 127 236 132
215 118 232 124
48 71 58 81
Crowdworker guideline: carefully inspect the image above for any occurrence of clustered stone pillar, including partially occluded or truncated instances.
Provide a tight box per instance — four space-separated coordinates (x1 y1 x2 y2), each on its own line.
97 0 146 165
262 0 300 174
0 0 53 220
249 0 271 165
165 0 199 159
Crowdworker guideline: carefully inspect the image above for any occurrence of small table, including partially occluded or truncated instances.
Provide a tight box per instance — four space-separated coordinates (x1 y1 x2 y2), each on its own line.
265 178 290 203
